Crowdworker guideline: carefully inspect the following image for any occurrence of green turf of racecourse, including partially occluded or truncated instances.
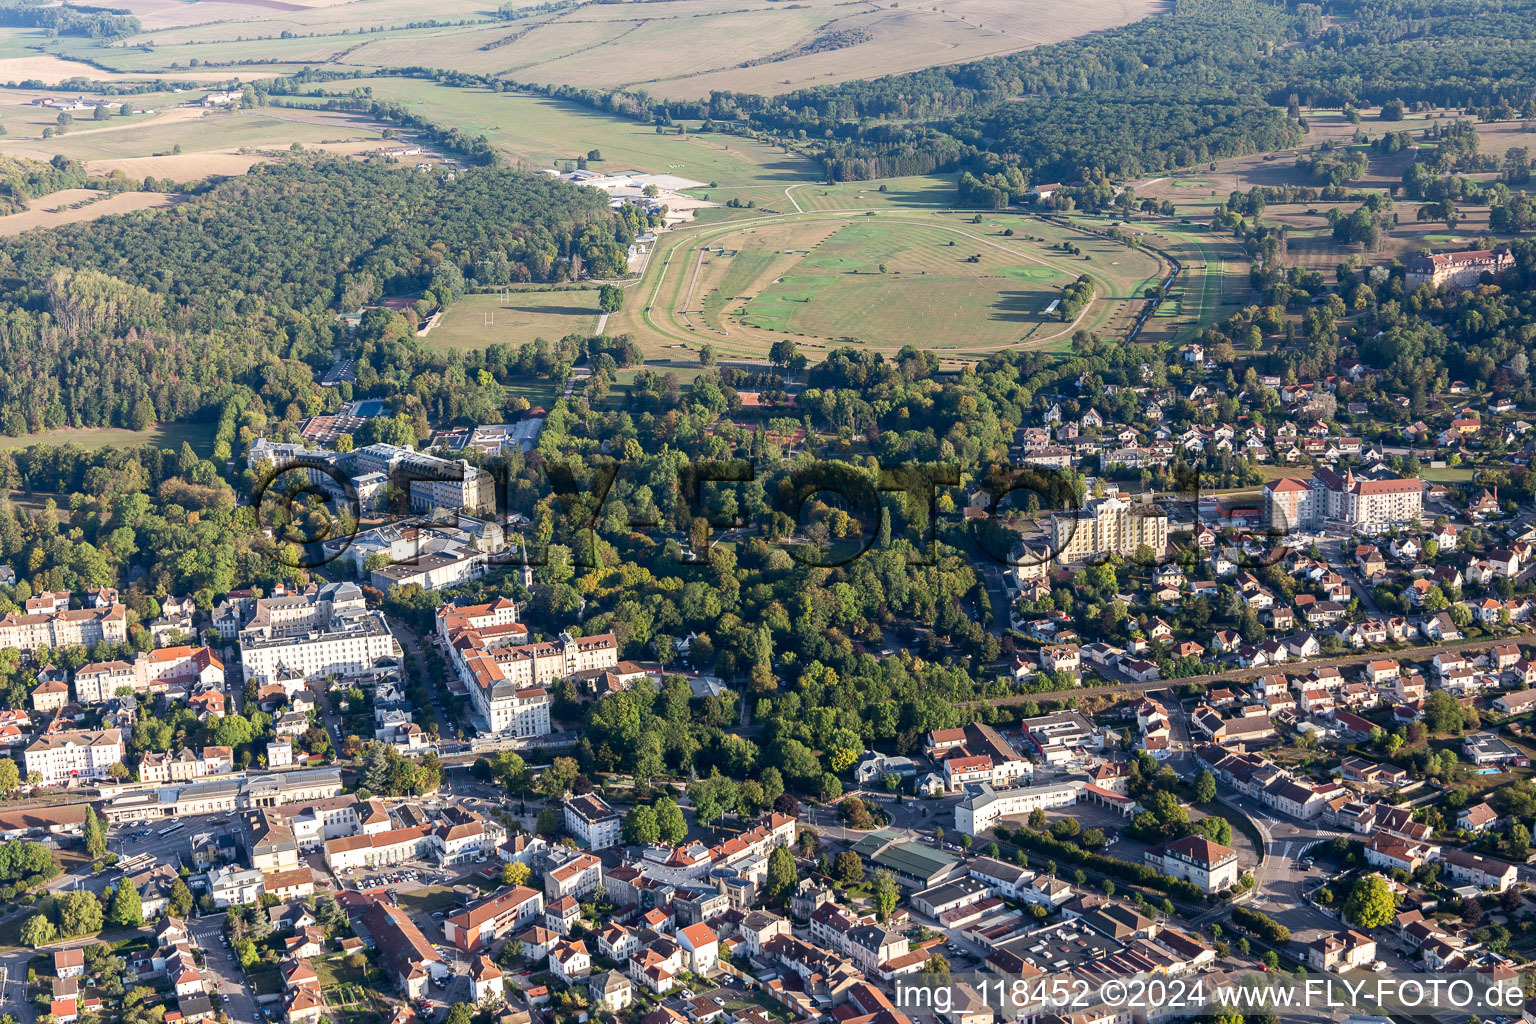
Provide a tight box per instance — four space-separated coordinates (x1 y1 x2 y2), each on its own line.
998 265 1059 281
739 273 837 327
733 219 1071 347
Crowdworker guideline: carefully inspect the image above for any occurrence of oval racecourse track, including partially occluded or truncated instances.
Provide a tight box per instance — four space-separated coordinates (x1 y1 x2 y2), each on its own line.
625 205 1172 364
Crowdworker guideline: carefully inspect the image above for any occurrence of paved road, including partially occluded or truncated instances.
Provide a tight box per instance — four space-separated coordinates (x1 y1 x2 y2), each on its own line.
802 790 960 847
1155 686 1199 766
1314 535 1387 617
191 915 260 1024
0 948 36 1024
384 614 458 742
1156 687 1423 970
0 927 188 1024
977 564 1010 640
561 366 591 402
1158 688 1348 936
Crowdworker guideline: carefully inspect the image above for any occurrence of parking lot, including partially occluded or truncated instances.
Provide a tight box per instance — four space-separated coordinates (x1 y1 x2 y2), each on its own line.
350 866 426 891
1036 799 1130 838
111 814 238 867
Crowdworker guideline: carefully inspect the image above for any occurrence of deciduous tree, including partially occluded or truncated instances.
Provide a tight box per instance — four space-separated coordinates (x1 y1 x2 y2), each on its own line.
1344 874 1395 929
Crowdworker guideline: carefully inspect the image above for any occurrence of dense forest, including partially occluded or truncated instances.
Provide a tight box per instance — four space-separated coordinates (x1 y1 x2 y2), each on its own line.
0 159 633 435
947 96 1301 184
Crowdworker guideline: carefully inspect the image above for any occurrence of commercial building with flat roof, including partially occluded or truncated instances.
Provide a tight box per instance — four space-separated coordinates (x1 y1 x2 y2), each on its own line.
955 781 1084 836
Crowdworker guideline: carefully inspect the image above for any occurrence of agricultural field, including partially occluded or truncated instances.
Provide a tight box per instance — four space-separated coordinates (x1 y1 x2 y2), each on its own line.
0 48 308 85
0 53 123 84
425 290 605 353
0 188 182 236
127 0 498 41
615 202 1168 362
0 27 46 61
32 0 1165 99
289 79 819 192
0 99 389 178
0 99 169 140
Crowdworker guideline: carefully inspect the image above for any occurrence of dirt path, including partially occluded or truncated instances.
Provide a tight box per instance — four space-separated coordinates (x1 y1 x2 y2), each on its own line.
31 104 205 141
675 244 726 337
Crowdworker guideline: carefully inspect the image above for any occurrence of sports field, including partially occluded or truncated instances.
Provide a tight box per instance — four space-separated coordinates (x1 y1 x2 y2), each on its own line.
617 204 1168 361
1112 220 1248 344
733 220 1068 347
426 291 605 352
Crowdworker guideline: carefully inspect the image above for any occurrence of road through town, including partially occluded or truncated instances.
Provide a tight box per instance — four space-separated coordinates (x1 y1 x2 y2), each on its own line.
964 632 1532 708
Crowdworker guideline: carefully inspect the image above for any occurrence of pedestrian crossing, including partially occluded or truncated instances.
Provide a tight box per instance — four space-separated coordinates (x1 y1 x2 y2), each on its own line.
190 924 225 950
